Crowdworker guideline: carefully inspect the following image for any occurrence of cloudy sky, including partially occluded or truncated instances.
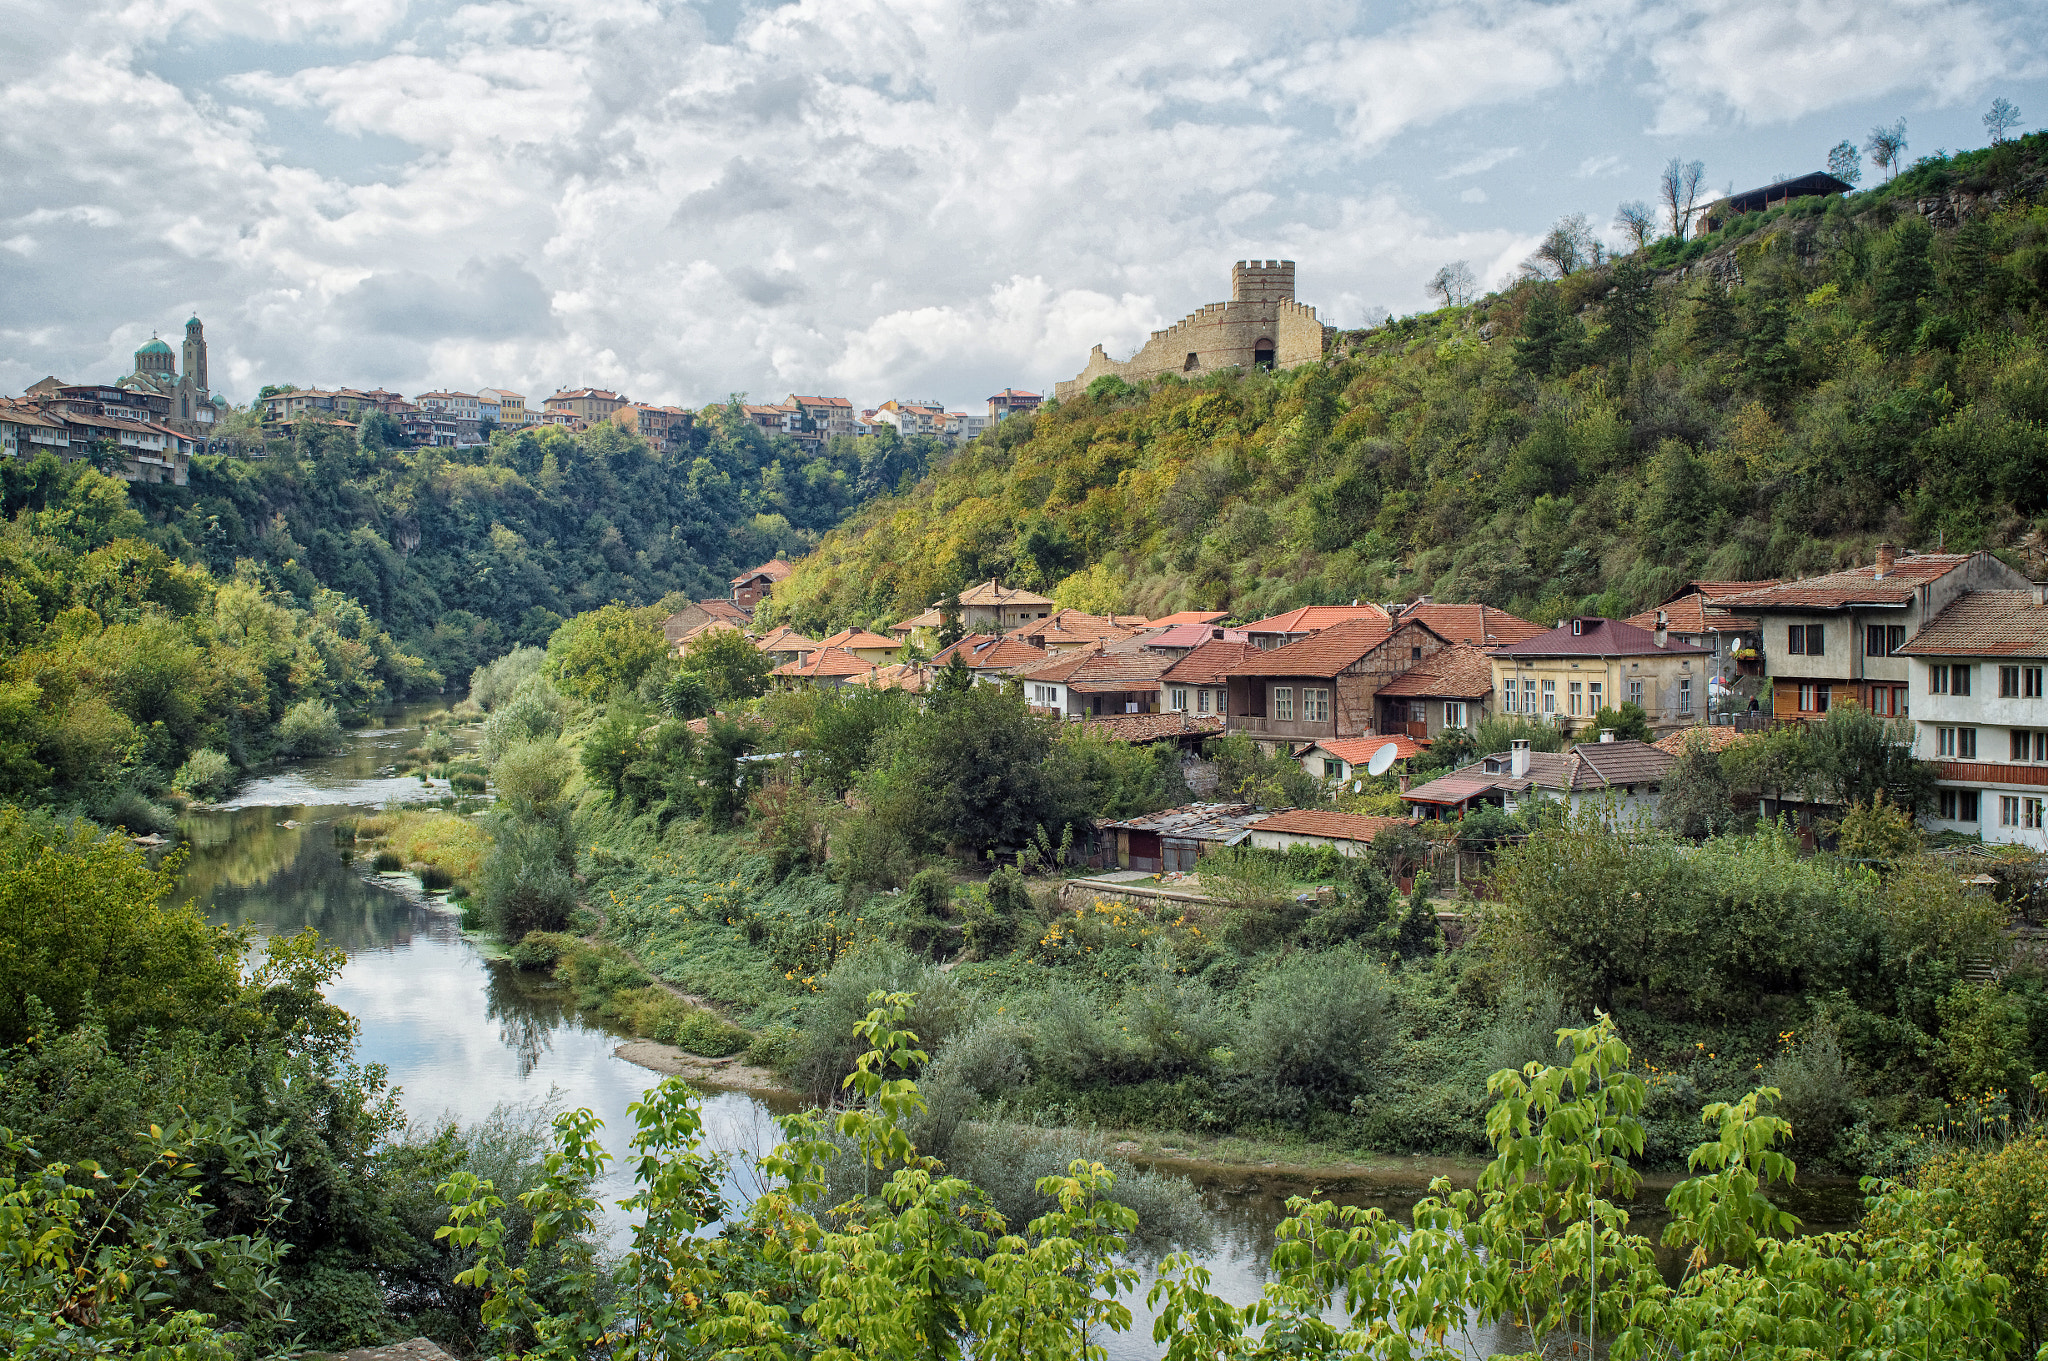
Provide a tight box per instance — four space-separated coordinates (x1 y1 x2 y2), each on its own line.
4 0 2045 412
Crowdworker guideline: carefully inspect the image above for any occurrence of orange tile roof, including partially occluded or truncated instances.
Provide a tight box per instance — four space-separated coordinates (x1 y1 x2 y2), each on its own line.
1147 610 1230 628
951 579 1055 608
732 558 793 585
818 628 901 651
773 646 876 679
1623 593 1757 635
1898 590 2048 658
932 634 1048 670
1241 604 1392 634
891 609 943 633
1160 638 1264 685
1312 734 1429 764
1715 555 1978 611
1654 725 1754 756
1220 617 1442 679
1373 645 1496 699
1006 608 1141 645
1250 809 1409 843
755 625 820 653
699 599 750 623
1395 603 1544 646
860 662 933 693
1018 647 1173 690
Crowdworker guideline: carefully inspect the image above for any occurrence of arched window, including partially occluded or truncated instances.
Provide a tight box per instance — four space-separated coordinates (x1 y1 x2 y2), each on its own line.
1253 339 1276 369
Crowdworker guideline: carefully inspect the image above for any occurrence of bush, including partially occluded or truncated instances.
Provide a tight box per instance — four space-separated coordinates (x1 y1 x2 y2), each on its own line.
509 933 570 970
417 863 454 892
373 850 404 872
278 699 344 756
451 772 488 794
469 646 546 710
1233 946 1394 1114
793 946 968 1105
481 689 566 762
931 1016 1031 1097
171 747 236 801
476 818 578 941
1905 1132 2048 1349
1768 1020 1854 1159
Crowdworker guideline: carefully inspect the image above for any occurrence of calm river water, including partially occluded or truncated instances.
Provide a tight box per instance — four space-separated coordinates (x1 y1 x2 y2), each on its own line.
171 703 1851 1359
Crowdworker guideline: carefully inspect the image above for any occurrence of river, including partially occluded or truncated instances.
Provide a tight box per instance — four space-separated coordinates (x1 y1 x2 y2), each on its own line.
173 703 1853 1359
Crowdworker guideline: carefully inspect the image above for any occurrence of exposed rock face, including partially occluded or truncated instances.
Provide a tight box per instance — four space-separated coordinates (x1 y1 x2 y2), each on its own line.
340 1340 457 1361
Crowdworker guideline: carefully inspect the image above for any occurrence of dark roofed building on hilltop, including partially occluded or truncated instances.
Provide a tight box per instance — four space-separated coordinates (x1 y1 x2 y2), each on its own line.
1700 171 1855 235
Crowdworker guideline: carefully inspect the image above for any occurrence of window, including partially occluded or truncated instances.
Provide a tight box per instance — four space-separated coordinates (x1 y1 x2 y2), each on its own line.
1569 681 1583 716
1931 664 1950 694
1788 624 1825 655
1197 689 1210 714
1274 687 1294 721
1798 683 1829 713
1869 686 1902 717
1169 687 1188 711
1939 727 1979 759
2016 731 2048 762
1588 682 1603 712
1956 665 1973 696
1541 680 1556 715
1678 676 1693 715
1629 679 1643 708
1940 789 1982 822
1444 701 1467 729
1523 680 1538 711
1503 683 1517 714
1410 646 1422 660
1303 688 1330 722
2030 798 2046 832
1326 759 1347 780
2003 795 2022 828
2003 666 2022 698
2030 667 2046 699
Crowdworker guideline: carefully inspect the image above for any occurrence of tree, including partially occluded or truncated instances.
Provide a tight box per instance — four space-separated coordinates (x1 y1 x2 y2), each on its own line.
1865 119 1908 182
1802 704 1937 812
1873 215 1936 354
679 625 773 702
936 590 964 649
1660 157 1706 239
1523 213 1600 279
1427 260 1476 307
1984 97 2023 144
1827 139 1864 187
1613 200 1655 250
1588 701 1652 743
891 684 1062 854
1513 286 1588 378
1656 729 1740 839
1599 258 1656 363
543 603 668 703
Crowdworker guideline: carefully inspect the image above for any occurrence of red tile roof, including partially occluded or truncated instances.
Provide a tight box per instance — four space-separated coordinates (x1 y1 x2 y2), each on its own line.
1160 638 1265 686
1714 555 1978 611
1624 592 1758 636
1005 608 1140 646
932 634 1048 670
1395 603 1544 646
1373 645 1495 699
1241 604 1393 635
1493 617 1708 659
755 625 820 654
732 558 793 585
860 663 932 693
699 599 750 623
1147 622 1236 649
1221 618 1445 679
1148 610 1230 628
818 628 901 651
1250 809 1409 843
773 646 876 679
1019 647 1173 690
1311 734 1429 765
1075 713 1226 743
1898 590 2048 658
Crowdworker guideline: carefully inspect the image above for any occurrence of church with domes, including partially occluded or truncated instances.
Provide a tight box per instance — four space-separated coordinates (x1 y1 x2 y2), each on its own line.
119 315 224 437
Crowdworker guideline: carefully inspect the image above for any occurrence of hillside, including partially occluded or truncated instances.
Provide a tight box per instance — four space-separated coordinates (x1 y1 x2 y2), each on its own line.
127 404 937 679
765 133 2048 635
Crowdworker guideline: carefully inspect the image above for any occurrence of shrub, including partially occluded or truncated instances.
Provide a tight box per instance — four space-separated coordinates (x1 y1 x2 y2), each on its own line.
373 850 404 872
468 646 546 710
931 1016 1031 1097
475 820 577 941
278 699 344 756
1233 946 1394 1114
793 946 967 1105
418 864 454 892
509 933 570 970
1768 1020 1854 1158
1900 1132 2048 1349
451 772 488 794
171 748 236 801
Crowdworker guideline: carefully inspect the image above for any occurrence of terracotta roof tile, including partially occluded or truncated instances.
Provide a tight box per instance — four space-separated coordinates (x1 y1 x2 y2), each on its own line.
860 663 933 693
1241 604 1392 635
698 599 750 623
731 559 793 585
818 628 901 651
1250 809 1410 842
1019 648 1172 689
755 625 820 653
1570 740 1678 786
1715 554 1978 611
1373 645 1496 699
1395 603 1545 646
1147 622 1239 649
933 634 1047 670
1623 593 1758 635
1311 734 1430 764
774 646 876 679
1654 726 1754 756
891 608 943 633
1005 608 1140 645
1160 639 1265 685
1493 617 1707 659
1220 618 1444 679
950 579 1055 608
1074 713 1225 743
1147 610 1231 628
1898 590 2048 658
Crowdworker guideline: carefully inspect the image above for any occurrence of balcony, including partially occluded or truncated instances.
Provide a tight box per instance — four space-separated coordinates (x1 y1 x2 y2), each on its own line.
1229 714 1338 742
1940 761 2048 788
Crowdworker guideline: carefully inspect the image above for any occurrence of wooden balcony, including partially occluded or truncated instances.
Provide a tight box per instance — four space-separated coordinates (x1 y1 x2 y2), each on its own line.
1940 761 2048 788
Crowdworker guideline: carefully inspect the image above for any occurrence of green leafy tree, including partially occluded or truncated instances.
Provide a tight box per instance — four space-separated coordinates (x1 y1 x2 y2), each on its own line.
1656 728 1741 839
679 625 773 703
889 683 1061 854
1802 703 1937 812
1587 700 1652 743
1600 257 1656 363
543 604 669 703
1513 286 1589 378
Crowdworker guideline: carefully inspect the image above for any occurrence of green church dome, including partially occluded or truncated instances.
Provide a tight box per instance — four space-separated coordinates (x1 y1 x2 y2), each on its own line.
187 316 201 328
137 337 174 356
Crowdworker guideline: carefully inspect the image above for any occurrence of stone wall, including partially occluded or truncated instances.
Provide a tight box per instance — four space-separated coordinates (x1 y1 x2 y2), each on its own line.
1053 261 1333 399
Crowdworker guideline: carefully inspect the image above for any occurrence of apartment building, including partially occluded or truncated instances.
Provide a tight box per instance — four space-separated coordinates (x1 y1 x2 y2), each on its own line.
871 399 945 438
786 394 856 439
987 388 1042 421
1901 588 2048 848
1490 617 1708 735
478 389 527 426
545 388 627 427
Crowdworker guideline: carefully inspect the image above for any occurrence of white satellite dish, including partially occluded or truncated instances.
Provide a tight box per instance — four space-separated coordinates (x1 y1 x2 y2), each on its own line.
1366 741 1400 778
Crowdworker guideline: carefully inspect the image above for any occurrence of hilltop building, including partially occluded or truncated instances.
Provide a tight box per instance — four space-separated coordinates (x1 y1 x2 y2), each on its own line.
117 317 225 437
1053 261 1333 400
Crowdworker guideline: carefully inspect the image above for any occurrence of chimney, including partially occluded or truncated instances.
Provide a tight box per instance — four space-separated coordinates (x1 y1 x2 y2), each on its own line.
1654 609 1668 649
2036 584 2048 607
1874 542 1896 579
1511 739 1530 779
1399 771 1411 793
1600 729 1615 743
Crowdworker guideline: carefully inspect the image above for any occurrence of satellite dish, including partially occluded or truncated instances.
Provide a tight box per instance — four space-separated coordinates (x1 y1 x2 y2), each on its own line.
1366 741 1400 778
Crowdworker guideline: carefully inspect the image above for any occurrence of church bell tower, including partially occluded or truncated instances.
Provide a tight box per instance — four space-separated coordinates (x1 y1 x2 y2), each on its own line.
182 315 208 394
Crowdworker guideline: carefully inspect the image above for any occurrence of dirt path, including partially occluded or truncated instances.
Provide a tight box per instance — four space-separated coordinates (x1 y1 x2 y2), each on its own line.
614 1040 792 1097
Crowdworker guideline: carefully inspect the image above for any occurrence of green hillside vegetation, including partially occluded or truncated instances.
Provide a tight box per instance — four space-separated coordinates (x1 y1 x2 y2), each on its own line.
766 133 2048 634
133 402 937 680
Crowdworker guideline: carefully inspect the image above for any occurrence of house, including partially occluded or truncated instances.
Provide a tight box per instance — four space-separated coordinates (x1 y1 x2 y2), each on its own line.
742 403 799 436
697 599 751 627
1718 548 2032 723
1371 644 1496 740
1240 603 1393 650
1403 738 1675 820
731 559 794 612
416 391 484 443
1157 637 1263 721
754 625 820 666
1898 588 2048 848
545 388 628 428
772 646 878 688
943 411 989 441
1142 622 1247 660
1624 581 1776 689
1297 734 1429 784
953 580 1055 632
817 628 902 664
1700 171 1855 234
786 394 856 439
871 399 946 438
673 617 744 656
889 609 944 650
478 388 528 426
613 403 694 451
1074 712 1225 749
931 633 1050 684
1490 617 1709 735
1246 809 1409 858
987 389 1042 422
1016 644 1173 718
1005 608 1144 653
661 603 718 650
0 406 71 460
1390 602 1545 647
859 662 934 694
1092 803 1268 872
1220 617 1452 745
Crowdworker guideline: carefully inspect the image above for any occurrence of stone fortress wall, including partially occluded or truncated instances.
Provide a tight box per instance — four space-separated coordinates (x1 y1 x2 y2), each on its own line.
1053 261 1333 400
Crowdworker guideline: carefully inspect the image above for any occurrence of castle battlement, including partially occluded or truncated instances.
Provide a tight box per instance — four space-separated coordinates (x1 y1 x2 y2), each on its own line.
1055 262 1324 400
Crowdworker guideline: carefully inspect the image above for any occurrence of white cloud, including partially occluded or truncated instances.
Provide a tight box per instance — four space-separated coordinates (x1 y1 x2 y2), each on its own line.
1577 153 1622 177
1460 186 1488 203
1440 146 1521 179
